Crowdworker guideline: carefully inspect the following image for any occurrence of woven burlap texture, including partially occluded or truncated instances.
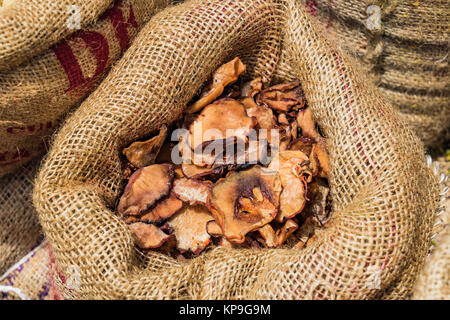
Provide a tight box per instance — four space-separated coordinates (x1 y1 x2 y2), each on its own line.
413 228 450 300
0 0 169 177
33 0 441 299
0 160 42 275
294 0 449 148
0 0 114 72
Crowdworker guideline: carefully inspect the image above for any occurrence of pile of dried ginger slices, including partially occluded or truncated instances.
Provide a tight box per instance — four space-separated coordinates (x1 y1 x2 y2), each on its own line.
117 57 332 259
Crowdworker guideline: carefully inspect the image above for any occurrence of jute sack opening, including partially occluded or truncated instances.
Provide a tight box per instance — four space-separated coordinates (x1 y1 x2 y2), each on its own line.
413 228 450 300
0 0 170 177
34 0 440 299
292 0 449 148
0 0 114 72
0 159 42 276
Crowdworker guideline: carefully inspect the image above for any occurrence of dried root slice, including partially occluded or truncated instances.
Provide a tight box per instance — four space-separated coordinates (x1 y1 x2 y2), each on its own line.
167 205 213 254
269 151 310 222
129 222 172 249
117 164 174 216
172 178 212 206
208 166 281 244
139 194 183 223
206 220 223 237
276 219 298 247
310 138 330 178
241 77 263 98
289 137 316 155
293 216 320 249
181 163 226 179
188 98 255 151
187 57 246 113
296 107 320 140
303 180 330 225
257 82 306 112
122 126 168 168
256 224 277 248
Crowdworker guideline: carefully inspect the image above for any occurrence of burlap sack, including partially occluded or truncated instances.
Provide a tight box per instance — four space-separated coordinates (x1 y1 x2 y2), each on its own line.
298 0 449 148
0 0 169 178
0 240 61 300
0 159 42 276
33 0 441 299
413 228 450 300
0 0 115 72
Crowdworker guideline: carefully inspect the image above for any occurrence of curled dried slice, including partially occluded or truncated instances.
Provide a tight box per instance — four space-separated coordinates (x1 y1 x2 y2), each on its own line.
257 82 306 112
256 224 277 248
117 164 174 216
269 151 310 222
172 178 212 206
129 222 172 249
303 180 330 225
188 98 255 151
293 216 320 249
167 205 213 254
310 138 330 178
123 125 168 168
276 219 298 247
241 77 263 98
296 107 320 140
208 166 281 244
186 57 246 113
181 163 226 179
206 220 223 237
139 194 183 223
289 137 316 155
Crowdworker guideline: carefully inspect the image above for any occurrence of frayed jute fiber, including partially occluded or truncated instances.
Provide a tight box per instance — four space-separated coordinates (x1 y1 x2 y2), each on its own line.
0 0 169 177
33 0 441 299
293 0 449 148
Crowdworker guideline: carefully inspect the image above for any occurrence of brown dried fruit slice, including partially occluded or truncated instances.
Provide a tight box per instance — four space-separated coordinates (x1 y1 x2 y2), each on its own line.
268 151 310 222
276 219 298 246
172 178 212 206
293 216 320 249
123 125 168 168
139 194 183 223
188 98 255 151
129 222 172 249
167 205 213 254
208 166 281 244
186 57 246 113
289 137 316 155
256 82 306 112
117 164 174 216
241 77 263 98
303 180 330 225
256 224 277 248
296 107 320 140
309 138 330 178
181 163 225 179
206 220 223 237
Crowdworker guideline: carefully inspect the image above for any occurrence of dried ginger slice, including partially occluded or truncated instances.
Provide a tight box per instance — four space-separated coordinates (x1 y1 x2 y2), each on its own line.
208 166 281 244
257 82 306 112
186 57 246 113
256 224 278 248
122 125 168 168
269 151 311 222
241 77 263 98
139 193 183 223
188 98 255 151
172 178 212 206
167 205 213 254
129 222 172 249
117 164 174 216
309 138 330 178
276 219 298 246
296 107 320 140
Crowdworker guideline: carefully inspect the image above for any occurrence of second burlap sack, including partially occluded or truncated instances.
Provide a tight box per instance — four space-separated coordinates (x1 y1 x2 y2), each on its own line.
34 0 440 299
0 0 169 177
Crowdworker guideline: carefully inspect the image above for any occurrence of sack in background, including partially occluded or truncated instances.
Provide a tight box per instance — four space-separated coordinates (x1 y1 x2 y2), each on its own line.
0 0 169 177
296 0 449 148
33 0 441 299
0 160 42 275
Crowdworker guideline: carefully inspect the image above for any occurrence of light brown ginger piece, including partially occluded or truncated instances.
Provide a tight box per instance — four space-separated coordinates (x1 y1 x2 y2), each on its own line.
257 82 306 112
172 178 212 206
276 219 298 246
117 164 174 217
241 77 263 98
187 57 246 113
256 224 278 248
139 193 183 223
123 125 168 168
309 138 330 178
208 166 281 244
129 222 172 249
296 107 320 140
302 180 330 225
167 205 213 254
268 151 311 223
